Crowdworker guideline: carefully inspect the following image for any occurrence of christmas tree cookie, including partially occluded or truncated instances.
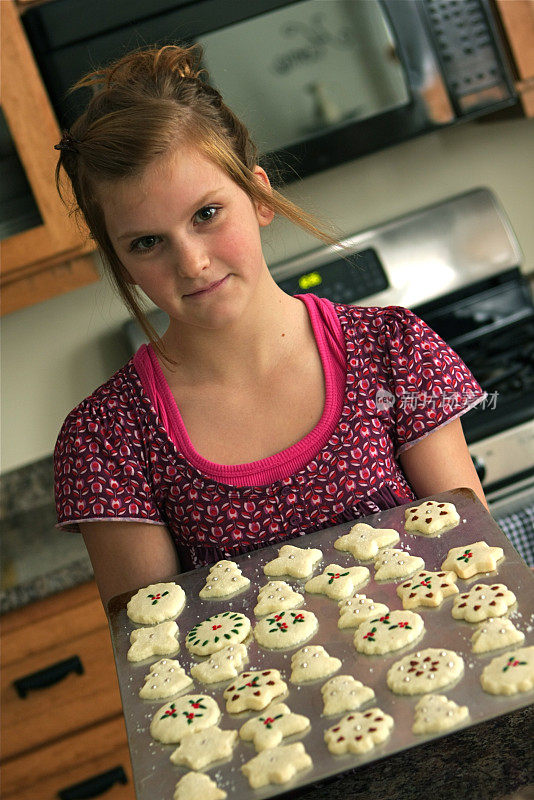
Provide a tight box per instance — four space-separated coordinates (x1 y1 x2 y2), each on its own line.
150 694 220 744
253 609 318 650
241 742 312 789
451 583 516 623
480 646 534 695
321 675 375 716
353 610 425 655
254 581 304 617
239 702 310 751
396 569 458 609
441 540 504 579
338 594 389 629
289 645 342 683
139 658 192 699
324 708 394 755
223 669 287 713
405 500 460 535
169 726 238 769
127 582 185 625
334 523 399 561
412 694 469 734
470 617 525 653
199 560 250 598
185 611 250 656
173 772 226 800
304 563 369 600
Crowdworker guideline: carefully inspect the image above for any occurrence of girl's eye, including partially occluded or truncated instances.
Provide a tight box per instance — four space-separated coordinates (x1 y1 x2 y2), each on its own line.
194 205 219 224
129 235 161 253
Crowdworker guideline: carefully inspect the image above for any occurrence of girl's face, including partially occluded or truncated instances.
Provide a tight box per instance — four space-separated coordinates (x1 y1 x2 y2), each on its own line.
99 147 274 331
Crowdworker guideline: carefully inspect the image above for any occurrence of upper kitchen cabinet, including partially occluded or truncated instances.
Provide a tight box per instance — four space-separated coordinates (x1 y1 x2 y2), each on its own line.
0 0 98 316
493 0 534 116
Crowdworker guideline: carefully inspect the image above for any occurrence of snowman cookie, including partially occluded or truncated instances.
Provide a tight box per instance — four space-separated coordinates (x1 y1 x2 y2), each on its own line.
241 742 312 789
150 694 221 744
451 583 516 623
334 523 399 561
404 500 460 535
223 669 288 713
338 595 389 629
127 620 180 662
263 544 322 579
353 610 425 655
304 564 369 600
199 561 250 599
396 569 458 609
239 702 310 751
441 541 504 579
412 694 469 734
185 611 250 656
253 609 318 650
387 648 464 695
127 582 186 625
190 643 248 684
289 645 342 683
374 549 425 581
324 708 394 755
254 581 304 616
321 675 375 716
139 659 192 699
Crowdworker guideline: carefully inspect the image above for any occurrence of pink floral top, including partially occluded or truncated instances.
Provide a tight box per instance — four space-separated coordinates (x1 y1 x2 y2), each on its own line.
54 298 485 571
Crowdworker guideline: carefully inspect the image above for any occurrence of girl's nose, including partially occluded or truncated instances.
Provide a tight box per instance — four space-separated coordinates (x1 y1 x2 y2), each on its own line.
174 238 210 278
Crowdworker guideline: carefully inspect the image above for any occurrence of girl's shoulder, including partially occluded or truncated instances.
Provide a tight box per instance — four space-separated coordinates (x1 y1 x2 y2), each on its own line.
332 301 426 336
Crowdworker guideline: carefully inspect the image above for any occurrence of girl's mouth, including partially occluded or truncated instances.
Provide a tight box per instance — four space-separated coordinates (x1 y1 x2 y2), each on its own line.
184 275 230 298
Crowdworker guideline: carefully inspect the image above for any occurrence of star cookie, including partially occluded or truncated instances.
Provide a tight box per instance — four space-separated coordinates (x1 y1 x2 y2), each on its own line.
170 725 238 769
127 620 179 662
480 646 534 695
254 581 304 617
404 500 460 535
387 648 464 695
324 708 394 755
199 560 250 599
263 544 322 579
304 564 369 600
241 742 312 789
451 583 516 623
190 643 248 684
127 582 186 625
338 595 389 629
239 702 310 751
374 548 425 581
139 658 192 699
150 694 220 744
173 772 226 800
223 669 287 713
334 523 399 561
397 569 458 609
441 540 504 579
321 675 375 716
353 610 425 655
290 645 342 683
412 694 469 734
185 611 250 656
253 609 318 650
471 617 525 654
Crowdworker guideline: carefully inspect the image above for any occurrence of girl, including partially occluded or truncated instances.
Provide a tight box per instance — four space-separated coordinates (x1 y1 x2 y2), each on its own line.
53 45 488 609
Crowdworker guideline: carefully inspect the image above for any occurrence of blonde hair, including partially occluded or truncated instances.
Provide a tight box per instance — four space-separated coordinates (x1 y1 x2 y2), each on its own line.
55 44 339 357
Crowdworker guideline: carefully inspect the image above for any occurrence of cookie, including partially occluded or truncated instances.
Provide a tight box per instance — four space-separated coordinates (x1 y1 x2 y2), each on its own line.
338 595 389 629
373 548 425 581
304 564 369 600
480 646 534 695
254 581 304 617
173 772 226 800
185 611 250 656
471 617 525 654
321 675 375 716
263 544 322 579
127 620 179 662
334 523 399 561
353 610 425 655
324 708 394 755
451 583 516 623
387 648 464 695
253 609 318 650
404 500 460 535
139 658 193 699
397 569 458 609
190 643 248 684
127 582 186 625
412 694 469 734
150 694 220 744
239 702 310 751
441 541 504 579
170 725 238 769
223 669 287 713
289 645 342 683
241 742 312 789
199 560 250 599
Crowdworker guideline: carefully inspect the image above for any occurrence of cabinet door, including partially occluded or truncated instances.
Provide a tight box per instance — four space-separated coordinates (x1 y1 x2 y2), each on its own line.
494 0 534 116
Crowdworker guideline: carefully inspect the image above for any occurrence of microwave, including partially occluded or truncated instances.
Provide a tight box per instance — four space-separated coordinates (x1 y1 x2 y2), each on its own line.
23 0 518 183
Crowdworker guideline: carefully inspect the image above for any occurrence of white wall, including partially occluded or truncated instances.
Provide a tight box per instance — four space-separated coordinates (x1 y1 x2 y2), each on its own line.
2 115 534 474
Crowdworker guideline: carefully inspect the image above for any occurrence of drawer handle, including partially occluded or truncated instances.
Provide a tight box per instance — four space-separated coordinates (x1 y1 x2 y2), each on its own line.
58 766 128 799
14 655 84 698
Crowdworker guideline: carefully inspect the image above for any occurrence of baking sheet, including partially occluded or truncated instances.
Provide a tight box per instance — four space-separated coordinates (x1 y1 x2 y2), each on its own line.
107 488 534 799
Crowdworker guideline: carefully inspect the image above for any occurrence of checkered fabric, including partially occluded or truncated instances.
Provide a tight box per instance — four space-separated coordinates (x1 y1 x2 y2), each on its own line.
496 502 534 567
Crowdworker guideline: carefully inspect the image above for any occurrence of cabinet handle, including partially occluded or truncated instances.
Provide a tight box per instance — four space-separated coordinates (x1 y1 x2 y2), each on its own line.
58 766 128 799
14 655 84 698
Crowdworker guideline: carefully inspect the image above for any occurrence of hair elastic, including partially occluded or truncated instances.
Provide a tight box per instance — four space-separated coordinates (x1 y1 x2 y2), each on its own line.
54 131 80 153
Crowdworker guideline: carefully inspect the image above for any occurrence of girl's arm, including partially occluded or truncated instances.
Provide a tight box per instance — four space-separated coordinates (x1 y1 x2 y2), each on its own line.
79 521 181 610
398 418 489 510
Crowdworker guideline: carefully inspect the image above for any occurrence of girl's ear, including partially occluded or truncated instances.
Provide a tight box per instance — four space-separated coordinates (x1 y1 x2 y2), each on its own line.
252 165 275 227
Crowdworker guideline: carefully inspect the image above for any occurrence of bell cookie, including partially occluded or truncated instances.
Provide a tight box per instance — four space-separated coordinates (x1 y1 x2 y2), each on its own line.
150 694 220 744
373 548 425 581
254 581 304 616
338 595 389 629
127 582 185 625
263 544 322 579
304 564 369 600
321 675 375 716
253 609 318 650
173 772 226 800
387 648 464 695
224 669 287 714
334 523 399 561
289 645 342 683
239 702 310 751
404 500 460 535
241 742 312 789
324 708 394 755
127 620 179 662
190 643 248 684
353 610 425 655
471 617 525 653
412 694 469 734
170 725 238 769
451 583 516 623
185 611 250 656
199 560 250 599
441 540 504 579
480 646 534 695
139 658 192 699
397 569 458 609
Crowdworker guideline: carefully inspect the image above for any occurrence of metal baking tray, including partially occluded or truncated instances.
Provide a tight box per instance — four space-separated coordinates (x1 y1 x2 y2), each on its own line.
107 488 534 799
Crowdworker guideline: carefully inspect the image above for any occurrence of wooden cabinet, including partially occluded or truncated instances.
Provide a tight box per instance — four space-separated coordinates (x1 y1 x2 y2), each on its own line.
0 0 98 316
493 0 534 116
1 581 136 800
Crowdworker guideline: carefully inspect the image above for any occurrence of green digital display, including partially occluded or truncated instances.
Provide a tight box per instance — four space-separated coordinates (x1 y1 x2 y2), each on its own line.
298 271 323 290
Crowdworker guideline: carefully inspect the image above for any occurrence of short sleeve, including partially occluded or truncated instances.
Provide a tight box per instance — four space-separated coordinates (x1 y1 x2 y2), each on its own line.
382 306 486 454
54 397 164 531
